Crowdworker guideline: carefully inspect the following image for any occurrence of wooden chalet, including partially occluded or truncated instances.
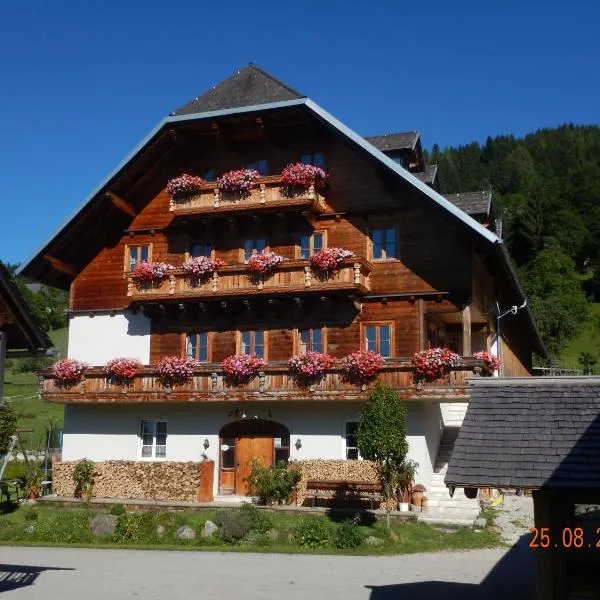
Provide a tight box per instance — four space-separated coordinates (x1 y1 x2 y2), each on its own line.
20 65 544 507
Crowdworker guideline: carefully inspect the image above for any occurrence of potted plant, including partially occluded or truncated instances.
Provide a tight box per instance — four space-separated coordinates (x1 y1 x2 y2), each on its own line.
288 352 334 383
182 256 225 281
130 261 173 286
156 356 199 387
341 351 384 383
166 173 205 202
246 250 288 276
73 458 95 500
217 168 260 199
104 357 142 385
49 358 89 387
280 162 327 196
398 459 419 511
473 351 501 373
19 469 44 501
222 354 267 383
411 347 460 383
411 483 427 510
309 247 354 273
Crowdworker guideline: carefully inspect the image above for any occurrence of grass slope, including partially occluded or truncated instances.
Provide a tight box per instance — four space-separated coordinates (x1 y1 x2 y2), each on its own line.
559 303 600 371
4 327 68 450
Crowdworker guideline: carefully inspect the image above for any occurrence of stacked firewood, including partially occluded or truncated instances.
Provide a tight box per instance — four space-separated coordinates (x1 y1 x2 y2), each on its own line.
53 461 202 502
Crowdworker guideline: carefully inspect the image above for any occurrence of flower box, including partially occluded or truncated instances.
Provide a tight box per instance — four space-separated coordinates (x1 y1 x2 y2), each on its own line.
247 251 288 276
217 169 260 198
288 352 334 382
156 356 199 387
104 358 142 384
280 163 327 194
341 351 384 382
166 174 205 201
182 256 225 280
131 261 173 285
473 351 501 373
50 359 89 387
222 354 267 382
412 347 460 383
310 248 354 272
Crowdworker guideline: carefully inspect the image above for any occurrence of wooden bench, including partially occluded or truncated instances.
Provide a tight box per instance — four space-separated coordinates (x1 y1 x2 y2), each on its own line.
304 480 383 509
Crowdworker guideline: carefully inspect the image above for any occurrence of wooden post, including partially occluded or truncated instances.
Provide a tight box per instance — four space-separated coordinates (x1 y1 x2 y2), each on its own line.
198 460 214 503
462 305 472 356
418 299 425 351
0 330 6 403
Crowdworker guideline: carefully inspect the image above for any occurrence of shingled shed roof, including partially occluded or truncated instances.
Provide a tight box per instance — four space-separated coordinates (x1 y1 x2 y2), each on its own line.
172 64 305 115
445 378 600 491
364 131 419 151
414 164 438 185
444 190 492 216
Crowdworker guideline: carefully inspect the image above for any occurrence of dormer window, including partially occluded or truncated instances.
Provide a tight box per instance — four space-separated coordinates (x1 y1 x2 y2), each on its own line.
245 160 269 176
390 154 406 167
301 152 326 168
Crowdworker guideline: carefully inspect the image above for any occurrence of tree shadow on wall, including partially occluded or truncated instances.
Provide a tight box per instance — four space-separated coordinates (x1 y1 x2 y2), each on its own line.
0 564 74 593
366 535 535 600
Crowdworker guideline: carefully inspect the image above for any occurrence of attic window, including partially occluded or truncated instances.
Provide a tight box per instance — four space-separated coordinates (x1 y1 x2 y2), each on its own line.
390 154 406 167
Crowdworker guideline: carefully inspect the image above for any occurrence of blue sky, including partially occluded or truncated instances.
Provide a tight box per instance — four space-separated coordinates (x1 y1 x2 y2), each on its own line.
1 0 598 266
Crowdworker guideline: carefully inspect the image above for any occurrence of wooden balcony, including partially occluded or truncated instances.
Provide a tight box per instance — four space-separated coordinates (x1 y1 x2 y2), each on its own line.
169 176 326 217
126 258 372 301
40 358 489 404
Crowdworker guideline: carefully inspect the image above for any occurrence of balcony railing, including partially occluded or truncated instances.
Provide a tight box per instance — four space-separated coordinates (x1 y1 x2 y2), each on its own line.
40 358 489 404
169 176 326 217
126 258 372 301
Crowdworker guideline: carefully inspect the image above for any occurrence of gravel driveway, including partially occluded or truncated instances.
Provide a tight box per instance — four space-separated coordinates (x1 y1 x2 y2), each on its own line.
0 540 534 600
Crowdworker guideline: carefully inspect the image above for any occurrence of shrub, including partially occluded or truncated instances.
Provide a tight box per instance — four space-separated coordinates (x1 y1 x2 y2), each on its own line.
22 508 39 522
113 511 158 544
333 521 363 549
293 518 330 549
0 404 17 456
73 459 95 497
240 503 273 534
246 460 301 505
109 503 126 516
214 509 252 543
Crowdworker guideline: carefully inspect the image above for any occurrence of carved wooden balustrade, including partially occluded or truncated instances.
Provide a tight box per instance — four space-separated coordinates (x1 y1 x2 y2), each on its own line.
40 358 489 404
126 258 372 301
169 176 326 217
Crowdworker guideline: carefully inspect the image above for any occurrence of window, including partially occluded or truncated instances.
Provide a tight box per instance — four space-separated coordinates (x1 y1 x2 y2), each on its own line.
364 324 392 358
187 332 209 362
344 421 360 460
370 228 397 260
243 239 267 261
140 420 167 459
245 159 269 176
301 152 326 168
299 231 324 259
201 166 216 182
190 242 213 258
298 328 323 354
126 245 150 271
240 330 265 358
390 154 406 167
274 435 290 464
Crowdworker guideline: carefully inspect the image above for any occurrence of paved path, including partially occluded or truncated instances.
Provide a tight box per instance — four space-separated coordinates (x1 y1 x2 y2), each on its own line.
0 540 535 599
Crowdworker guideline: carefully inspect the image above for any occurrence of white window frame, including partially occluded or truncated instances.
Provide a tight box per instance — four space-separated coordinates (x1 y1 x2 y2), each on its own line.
139 419 168 460
342 419 361 460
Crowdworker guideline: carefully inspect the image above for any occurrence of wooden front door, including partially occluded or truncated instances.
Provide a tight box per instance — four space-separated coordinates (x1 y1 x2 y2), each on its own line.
235 436 273 495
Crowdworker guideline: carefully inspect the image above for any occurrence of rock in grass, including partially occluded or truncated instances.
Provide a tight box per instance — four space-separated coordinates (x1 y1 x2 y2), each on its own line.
365 536 384 547
156 525 165 538
89 515 118 537
176 525 196 540
474 517 487 529
201 520 217 538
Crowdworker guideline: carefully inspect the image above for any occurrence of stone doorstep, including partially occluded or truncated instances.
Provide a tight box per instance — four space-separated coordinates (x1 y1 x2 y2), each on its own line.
36 495 419 520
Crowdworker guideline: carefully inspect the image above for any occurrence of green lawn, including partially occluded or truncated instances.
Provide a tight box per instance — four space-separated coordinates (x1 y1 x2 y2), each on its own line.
559 303 600 371
3 327 68 450
0 504 502 555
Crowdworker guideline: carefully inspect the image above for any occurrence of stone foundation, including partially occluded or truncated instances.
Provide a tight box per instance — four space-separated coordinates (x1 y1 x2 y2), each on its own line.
53 460 205 502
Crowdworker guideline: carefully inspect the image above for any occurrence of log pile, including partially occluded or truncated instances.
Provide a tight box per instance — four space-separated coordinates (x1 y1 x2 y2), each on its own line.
53 461 204 502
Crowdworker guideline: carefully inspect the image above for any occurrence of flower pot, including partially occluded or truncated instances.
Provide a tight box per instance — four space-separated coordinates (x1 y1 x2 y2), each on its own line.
399 502 410 512
411 490 424 508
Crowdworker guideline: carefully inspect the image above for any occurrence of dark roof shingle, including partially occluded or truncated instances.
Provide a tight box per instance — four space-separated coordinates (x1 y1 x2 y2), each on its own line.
445 378 600 490
414 164 438 185
364 131 419 152
172 64 305 116
444 191 492 216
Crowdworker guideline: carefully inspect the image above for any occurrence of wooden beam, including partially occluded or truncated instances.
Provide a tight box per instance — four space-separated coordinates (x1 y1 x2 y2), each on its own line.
418 299 425 351
107 193 136 218
44 255 77 277
462 305 472 357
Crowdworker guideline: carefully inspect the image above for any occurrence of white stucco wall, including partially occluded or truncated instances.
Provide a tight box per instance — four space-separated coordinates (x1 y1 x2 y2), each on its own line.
62 400 442 497
68 312 151 364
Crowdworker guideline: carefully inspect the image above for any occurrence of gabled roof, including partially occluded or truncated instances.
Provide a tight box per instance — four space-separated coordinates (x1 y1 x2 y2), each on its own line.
414 164 438 185
171 64 305 116
445 378 600 491
364 131 419 152
444 190 492 217
0 262 51 354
